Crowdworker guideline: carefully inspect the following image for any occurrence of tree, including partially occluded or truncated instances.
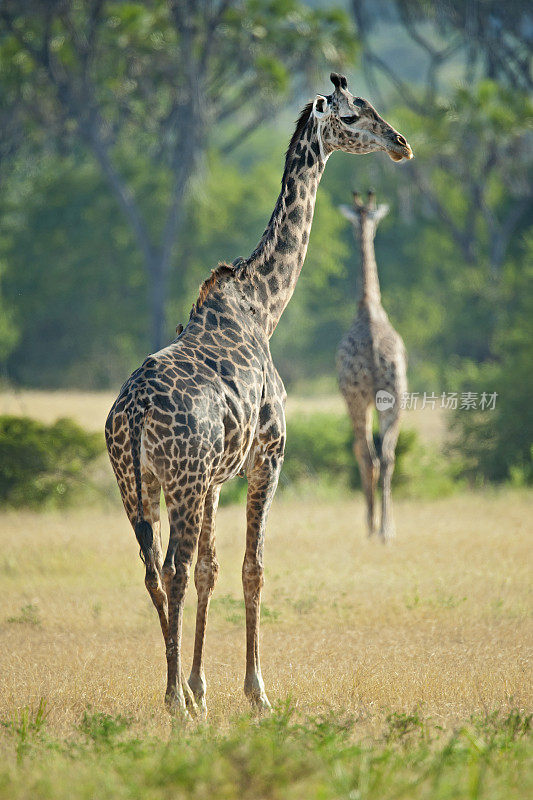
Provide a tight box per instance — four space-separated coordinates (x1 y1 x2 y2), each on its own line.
0 130 351 388
449 233 533 484
349 1 532 361
1 0 355 351
351 0 533 103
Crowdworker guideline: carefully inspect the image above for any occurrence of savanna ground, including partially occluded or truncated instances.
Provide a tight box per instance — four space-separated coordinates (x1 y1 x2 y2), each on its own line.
0 390 531 798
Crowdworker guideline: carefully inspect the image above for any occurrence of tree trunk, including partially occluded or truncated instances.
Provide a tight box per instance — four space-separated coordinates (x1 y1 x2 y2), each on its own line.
148 255 167 354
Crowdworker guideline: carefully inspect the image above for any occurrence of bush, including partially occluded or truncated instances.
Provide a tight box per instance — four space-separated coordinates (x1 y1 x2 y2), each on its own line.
1 704 531 799
447 334 533 486
448 240 533 486
283 411 417 490
0 415 104 508
282 412 355 485
220 411 420 506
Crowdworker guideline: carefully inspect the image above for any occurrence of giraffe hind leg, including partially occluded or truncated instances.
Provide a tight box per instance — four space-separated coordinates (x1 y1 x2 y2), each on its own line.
189 483 221 717
107 412 169 634
162 482 207 719
108 415 197 716
140 473 170 640
243 451 283 713
378 409 400 543
352 404 379 537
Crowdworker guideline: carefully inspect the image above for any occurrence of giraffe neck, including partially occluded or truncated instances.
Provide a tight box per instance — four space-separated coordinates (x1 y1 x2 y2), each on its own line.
358 220 381 306
247 114 326 336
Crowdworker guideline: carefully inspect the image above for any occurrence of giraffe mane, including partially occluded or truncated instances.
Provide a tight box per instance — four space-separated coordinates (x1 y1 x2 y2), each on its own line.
283 102 314 182
190 102 314 317
190 261 245 317
249 102 314 268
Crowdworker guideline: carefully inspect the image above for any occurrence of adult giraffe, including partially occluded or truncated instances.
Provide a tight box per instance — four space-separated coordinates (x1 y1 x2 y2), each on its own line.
105 73 413 718
337 190 407 542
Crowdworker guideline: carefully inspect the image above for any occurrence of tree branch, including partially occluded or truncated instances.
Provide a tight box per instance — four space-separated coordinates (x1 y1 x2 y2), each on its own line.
89 131 156 266
407 161 474 261
486 195 532 278
159 120 202 277
2 6 157 267
220 107 272 156
366 51 426 114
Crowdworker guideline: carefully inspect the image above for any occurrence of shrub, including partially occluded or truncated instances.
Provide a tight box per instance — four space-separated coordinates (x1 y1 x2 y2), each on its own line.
283 411 417 490
448 246 533 486
0 415 104 508
220 411 419 505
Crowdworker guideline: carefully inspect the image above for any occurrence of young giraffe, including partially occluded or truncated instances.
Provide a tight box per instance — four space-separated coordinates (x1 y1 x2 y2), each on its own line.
337 190 407 542
105 74 412 718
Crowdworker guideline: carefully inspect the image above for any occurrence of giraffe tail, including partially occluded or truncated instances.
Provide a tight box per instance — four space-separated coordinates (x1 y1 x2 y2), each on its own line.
126 400 153 565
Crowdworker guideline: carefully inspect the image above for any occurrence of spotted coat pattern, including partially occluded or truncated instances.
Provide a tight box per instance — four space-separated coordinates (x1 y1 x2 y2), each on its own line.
337 191 408 542
105 74 413 716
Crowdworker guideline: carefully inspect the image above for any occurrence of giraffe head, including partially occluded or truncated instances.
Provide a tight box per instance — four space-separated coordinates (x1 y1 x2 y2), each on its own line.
313 73 413 162
339 189 389 238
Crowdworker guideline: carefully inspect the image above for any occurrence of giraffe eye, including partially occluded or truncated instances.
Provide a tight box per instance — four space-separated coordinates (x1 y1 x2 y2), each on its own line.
340 115 358 125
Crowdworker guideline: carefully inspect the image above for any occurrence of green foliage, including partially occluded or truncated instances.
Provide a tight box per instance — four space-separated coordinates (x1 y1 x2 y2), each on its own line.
0 415 104 508
283 411 424 493
0 698 47 764
1 156 148 387
384 708 428 745
220 411 451 506
0 6 531 486
78 711 132 749
471 709 532 747
7 603 42 627
449 236 533 484
282 412 354 485
0 704 531 799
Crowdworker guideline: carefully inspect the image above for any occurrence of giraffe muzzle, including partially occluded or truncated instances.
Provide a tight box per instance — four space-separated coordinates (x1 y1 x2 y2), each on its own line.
387 134 413 162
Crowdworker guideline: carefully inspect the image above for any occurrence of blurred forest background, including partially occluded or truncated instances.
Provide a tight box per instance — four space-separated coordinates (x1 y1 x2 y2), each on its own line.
0 0 531 488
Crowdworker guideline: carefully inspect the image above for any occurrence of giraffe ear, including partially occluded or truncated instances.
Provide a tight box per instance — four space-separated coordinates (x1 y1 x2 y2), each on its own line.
339 204 358 224
312 95 330 119
373 204 390 224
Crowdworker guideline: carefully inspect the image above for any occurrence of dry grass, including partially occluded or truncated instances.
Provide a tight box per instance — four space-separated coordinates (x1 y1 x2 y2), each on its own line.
0 490 531 739
0 388 116 432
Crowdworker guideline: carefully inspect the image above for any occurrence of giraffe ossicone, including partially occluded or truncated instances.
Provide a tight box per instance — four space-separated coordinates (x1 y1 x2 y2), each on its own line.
106 74 412 717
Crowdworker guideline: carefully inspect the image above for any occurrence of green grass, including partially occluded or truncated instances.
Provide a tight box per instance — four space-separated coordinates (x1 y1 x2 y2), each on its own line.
6 602 42 626
0 703 530 799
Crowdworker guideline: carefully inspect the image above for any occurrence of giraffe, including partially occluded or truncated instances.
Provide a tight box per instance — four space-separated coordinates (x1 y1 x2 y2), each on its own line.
105 74 413 718
337 189 407 543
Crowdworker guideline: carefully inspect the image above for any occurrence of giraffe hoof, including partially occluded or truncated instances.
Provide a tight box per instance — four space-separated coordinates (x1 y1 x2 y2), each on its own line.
187 674 208 718
379 528 395 544
165 689 195 721
195 698 208 719
165 697 191 721
183 688 200 720
244 674 271 714
248 691 272 715
256 695 273 715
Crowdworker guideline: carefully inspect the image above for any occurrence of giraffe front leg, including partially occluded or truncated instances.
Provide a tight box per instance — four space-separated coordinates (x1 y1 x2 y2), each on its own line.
354 436 380 537
378 411 400 543
243 452 282 713
347 403 379 537
188 484 221 717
